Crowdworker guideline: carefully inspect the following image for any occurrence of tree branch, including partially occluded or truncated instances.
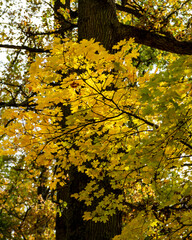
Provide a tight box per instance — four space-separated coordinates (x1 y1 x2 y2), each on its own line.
25 23 77 37
0 99 36 109
180 140 192 149
116 3 143 19
161 0 191 28
117 23 192 55
0 44 50 53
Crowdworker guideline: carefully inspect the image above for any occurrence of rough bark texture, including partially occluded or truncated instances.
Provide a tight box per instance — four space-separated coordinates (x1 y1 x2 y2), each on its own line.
56 1 122 240
78 0 118 50
78 0 192 55
56 167 88 240
56 168 122 240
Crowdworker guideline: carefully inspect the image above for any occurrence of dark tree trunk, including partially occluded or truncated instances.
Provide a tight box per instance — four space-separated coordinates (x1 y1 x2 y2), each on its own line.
56 167 88 240
56 169 122 240
78 0 119 50
56 1 122 239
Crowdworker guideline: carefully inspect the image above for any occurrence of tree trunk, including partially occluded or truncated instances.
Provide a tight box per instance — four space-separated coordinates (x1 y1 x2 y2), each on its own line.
56 167 88 240
56 1 122 239
78 0 118 50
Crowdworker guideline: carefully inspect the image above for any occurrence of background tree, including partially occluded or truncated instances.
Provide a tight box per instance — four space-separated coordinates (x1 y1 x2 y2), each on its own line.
1 0 192 240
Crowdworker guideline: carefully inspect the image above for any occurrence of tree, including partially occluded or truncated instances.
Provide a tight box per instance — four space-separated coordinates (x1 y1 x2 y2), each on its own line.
1 0 192 239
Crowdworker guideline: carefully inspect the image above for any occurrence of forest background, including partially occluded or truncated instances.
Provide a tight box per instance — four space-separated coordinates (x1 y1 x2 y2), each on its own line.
1 0 192 239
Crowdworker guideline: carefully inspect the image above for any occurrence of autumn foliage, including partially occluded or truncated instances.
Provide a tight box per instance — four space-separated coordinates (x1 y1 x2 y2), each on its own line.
0 35 192 239
1 0 192 239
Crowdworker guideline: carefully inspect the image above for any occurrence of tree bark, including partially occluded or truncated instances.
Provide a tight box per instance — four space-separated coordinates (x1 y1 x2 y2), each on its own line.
56 168 122 240
116 23 192 55
56 167 88 240
78 0 118 50
56 1 122 240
